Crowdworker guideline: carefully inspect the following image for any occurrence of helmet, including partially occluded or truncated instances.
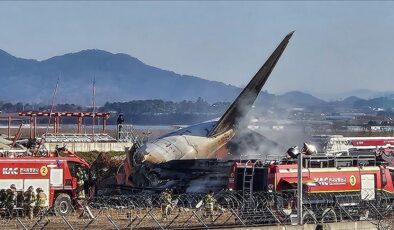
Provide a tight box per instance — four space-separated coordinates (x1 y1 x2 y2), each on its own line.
28 186 34 191
10 184 16 189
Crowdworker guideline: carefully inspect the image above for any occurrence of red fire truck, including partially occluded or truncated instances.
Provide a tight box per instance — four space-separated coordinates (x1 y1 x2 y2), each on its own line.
228 153 394 200
0 151 90 215
228 152 394 222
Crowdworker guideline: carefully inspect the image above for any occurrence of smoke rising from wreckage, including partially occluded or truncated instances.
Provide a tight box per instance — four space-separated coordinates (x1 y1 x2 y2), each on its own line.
118 32 295 191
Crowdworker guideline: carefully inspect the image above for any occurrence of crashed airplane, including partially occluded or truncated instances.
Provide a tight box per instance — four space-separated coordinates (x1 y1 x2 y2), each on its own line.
119 31 294 189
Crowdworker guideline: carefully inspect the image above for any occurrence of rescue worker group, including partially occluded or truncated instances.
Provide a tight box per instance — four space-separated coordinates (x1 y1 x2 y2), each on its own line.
0 162 220 221
0 167 88 219
0 184 47 219
161 189 217 221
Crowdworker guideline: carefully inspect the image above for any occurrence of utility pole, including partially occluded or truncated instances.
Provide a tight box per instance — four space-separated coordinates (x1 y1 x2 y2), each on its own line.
297 152 303 225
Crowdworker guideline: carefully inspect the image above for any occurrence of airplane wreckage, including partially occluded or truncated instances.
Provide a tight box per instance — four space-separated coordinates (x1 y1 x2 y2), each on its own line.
117 32 294 192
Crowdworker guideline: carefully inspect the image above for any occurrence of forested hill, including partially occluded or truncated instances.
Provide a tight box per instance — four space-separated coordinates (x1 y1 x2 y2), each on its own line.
0 49 240 104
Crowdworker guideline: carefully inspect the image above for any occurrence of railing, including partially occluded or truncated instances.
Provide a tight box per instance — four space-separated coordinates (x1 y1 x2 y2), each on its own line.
43 133 116 143
303 154 377 169
0 150 31 158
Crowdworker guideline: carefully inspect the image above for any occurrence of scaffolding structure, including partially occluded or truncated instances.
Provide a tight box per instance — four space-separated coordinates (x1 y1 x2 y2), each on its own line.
18 111 110 139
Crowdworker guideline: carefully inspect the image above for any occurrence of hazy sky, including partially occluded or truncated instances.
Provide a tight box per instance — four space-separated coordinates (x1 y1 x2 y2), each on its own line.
0 2 393 97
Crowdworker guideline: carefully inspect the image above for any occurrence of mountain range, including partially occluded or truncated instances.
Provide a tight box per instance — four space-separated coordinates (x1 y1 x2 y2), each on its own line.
0 49 390 106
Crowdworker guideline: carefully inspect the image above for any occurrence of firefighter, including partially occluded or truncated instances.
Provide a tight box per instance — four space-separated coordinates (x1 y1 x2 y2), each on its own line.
77 167 87 200
24 186 36 219
6 184 17 210
36 188 48 212
203 190 216 221
161 189 172 220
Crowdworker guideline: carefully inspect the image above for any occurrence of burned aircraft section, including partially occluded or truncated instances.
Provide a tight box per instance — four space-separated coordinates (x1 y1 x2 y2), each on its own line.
131 158 233 192
124 32 295 191
130 130 284 192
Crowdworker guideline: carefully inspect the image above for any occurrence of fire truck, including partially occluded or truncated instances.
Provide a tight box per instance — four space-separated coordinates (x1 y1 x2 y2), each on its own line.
228 149 394 221
0 150 90 216
229 153 394 195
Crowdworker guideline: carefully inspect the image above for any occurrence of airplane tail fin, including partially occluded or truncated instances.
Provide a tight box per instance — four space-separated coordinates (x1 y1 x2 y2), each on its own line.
208 31 294 137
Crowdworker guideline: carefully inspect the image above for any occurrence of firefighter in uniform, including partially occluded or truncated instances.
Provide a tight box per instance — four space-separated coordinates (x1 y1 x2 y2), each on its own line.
77 167 87 202
36 188 48 213
24 186 36 219
203 190 216 221
161 189 172 220
6 184 17 211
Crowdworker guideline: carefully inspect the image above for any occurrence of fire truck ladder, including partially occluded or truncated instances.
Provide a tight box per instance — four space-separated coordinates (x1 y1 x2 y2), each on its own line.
242 160 256 200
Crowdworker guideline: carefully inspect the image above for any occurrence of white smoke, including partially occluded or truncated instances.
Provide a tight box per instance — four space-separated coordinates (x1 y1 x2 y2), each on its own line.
186 174 228 193
228 93 310 159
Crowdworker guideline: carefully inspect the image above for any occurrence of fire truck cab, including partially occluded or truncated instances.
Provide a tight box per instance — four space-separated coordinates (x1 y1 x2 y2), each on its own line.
0 151 90 215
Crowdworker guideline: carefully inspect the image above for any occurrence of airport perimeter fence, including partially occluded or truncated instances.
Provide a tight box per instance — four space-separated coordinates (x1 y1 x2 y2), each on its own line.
1 190 394 229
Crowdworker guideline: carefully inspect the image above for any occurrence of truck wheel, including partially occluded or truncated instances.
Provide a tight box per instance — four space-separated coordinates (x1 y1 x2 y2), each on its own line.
54 193 72 216
321 208 337 223
303 209 317 224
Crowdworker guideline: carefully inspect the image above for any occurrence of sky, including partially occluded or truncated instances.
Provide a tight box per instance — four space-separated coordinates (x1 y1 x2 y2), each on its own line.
0 1 394 99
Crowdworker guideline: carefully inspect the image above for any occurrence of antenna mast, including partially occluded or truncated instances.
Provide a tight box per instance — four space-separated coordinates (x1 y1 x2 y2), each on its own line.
45 77 59 138
92 77 96 142
35 76 59 156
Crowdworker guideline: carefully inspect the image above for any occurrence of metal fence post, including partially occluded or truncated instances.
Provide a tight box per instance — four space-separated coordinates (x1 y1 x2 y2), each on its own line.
297 153 303 225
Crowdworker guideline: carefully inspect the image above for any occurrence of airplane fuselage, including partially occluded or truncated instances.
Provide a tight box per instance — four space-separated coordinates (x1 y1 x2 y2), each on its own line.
133 121 235 165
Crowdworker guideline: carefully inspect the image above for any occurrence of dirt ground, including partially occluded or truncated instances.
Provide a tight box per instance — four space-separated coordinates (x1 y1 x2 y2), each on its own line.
0 207 239 229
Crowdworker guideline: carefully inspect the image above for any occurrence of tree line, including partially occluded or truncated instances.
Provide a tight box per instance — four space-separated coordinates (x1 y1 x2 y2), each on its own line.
0 98 230 125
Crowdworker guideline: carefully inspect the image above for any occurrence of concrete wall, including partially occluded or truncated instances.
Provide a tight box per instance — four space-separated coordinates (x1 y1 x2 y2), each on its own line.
44 142 132 152
218 221 378 230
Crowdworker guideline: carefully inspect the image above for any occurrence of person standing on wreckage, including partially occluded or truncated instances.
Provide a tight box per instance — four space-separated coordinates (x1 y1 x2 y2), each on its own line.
128 31 295 188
